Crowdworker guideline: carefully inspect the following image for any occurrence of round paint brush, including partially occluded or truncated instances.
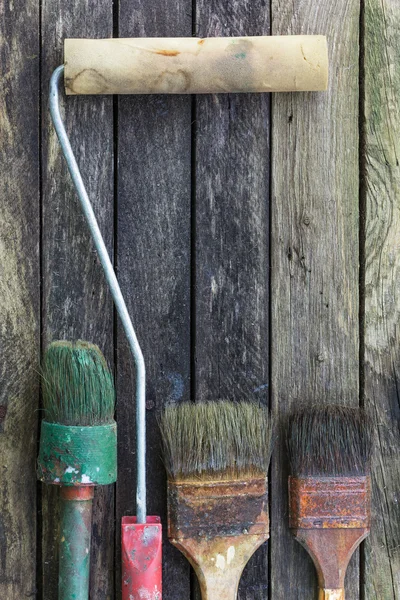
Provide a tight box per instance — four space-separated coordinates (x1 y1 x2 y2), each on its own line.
37 340 117 600
287 406 373 600
159 401 273 600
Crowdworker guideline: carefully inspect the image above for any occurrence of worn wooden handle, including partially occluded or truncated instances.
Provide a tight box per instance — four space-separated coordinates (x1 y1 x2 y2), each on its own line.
64 36 328 95
172 534 268 600
319 589 345 600
194 561 245 600
292 528 369 600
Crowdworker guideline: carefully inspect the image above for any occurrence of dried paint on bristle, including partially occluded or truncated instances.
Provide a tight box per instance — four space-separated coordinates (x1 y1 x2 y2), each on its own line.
287 405 373 478
159 401 273 482
42 340 115 426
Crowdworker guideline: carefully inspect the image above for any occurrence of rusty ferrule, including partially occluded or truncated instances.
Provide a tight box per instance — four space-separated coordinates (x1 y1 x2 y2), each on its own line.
168 477 269 540
289 476 371 530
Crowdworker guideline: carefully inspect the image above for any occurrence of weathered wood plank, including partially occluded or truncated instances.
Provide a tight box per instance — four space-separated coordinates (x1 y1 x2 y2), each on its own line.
116 2 192 599
41 2 114 598
363 0 400 597
194 4 270 599
0 1 39 598
270 1 361 599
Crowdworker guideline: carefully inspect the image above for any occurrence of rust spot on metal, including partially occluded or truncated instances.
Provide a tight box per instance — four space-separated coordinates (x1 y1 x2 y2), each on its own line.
60 487 95 501
168 478 269 539
289 476 371 529
155 49 180 56
198 39 205 45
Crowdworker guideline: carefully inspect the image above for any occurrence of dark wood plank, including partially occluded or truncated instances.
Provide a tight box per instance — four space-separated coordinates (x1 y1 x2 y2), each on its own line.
0 1 40 597
41 2 114 598
116 2 192 599
194 4 270 599
363 0 400 597
270 1 361 599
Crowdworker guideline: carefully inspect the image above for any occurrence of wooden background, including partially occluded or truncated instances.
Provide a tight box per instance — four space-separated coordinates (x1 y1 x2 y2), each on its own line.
0 0 399 598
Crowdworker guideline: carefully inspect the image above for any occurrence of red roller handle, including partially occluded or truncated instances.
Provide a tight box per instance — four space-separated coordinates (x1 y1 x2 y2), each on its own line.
122 516 162 600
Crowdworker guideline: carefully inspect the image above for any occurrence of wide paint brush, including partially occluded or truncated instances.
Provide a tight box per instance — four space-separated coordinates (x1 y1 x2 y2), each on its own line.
159 401 273 600
37 340 117 600
287 406 373 600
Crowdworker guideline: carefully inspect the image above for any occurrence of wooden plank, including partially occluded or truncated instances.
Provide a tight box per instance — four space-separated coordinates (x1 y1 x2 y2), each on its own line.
0 1 39 598
270 2 361 599
363 0 400 597
115 2 192 599
41 2 114 598
194 4 270 600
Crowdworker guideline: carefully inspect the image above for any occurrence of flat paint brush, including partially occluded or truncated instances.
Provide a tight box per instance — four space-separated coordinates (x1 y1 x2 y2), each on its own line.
37 340 117 600
287 406 373 600
159 401 273 600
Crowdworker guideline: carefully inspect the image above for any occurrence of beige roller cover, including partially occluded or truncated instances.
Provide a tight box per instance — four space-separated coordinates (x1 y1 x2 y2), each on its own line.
64 36 328 95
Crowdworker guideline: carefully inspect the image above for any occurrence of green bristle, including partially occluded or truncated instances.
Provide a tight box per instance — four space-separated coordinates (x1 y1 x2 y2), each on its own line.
42 340 115 426
159 401 273 482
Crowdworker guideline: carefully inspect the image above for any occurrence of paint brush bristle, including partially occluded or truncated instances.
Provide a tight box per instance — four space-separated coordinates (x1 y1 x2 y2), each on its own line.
42 340 115 426
159 401 273 481
287 405 373 478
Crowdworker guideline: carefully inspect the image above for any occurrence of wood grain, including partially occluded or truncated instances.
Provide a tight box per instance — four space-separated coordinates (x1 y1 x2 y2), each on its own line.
0 0 399 598
0 0 39 597
270 1 361 599
41 1 114 598
363 0 400 597
194 3 270 599
115 1 192 599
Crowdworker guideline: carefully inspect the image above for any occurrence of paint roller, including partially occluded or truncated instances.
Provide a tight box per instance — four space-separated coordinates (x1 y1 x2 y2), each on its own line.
50 33 329 600
64 36 328 95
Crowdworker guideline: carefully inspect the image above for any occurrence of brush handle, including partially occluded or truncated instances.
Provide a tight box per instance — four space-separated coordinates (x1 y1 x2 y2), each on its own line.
319 590 344 600
168 479 269 600
194 563 243 600
59 487 94 600
173 534 268 600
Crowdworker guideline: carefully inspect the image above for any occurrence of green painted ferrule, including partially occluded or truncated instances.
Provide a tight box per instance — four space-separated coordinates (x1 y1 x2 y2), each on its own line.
37 421 117 486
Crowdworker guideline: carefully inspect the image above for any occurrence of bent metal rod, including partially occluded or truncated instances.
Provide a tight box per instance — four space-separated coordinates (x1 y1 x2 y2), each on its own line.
48 34 328 526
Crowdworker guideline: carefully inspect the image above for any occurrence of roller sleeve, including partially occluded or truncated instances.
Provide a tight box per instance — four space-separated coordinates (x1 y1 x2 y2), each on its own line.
64 35 328 95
